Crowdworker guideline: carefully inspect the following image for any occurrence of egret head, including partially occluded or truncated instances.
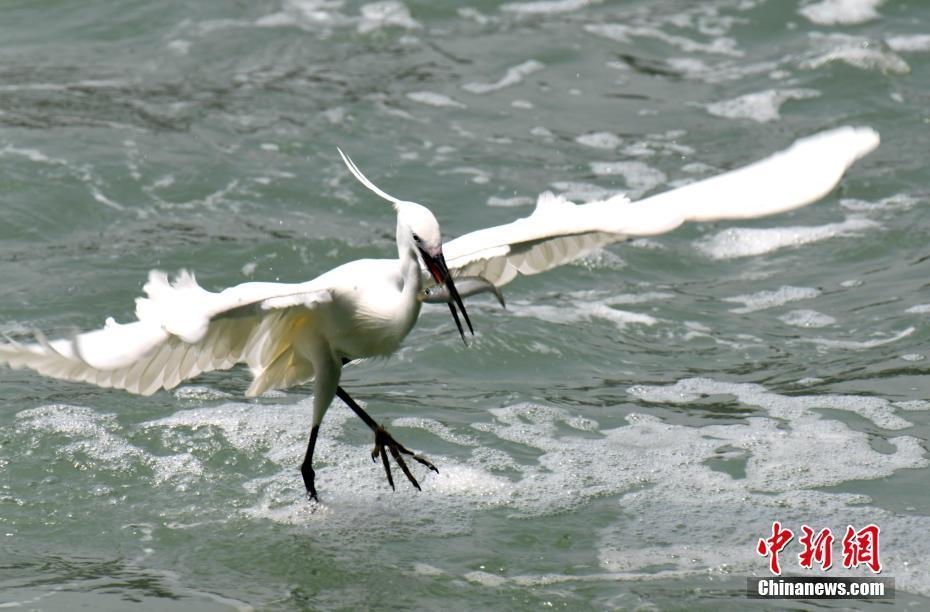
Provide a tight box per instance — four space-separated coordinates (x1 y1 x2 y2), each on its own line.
395 201 441 251
337 148 474 343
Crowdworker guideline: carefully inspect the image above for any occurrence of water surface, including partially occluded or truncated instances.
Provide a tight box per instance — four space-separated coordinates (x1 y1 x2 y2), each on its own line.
2 0 929 609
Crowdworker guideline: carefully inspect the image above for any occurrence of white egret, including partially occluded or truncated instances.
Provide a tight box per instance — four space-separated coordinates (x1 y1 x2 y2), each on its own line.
0 126 879 500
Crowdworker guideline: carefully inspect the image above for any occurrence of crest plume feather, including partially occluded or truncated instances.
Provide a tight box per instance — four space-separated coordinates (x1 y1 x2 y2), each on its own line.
337 148 407 210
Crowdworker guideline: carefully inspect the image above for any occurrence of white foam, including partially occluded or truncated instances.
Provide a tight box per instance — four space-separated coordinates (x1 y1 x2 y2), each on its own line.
0 83 101 93
530 125 554 139
173 385 233 401
463 570 507 586
778 309 836 328
617 131 694 159
723 286 821 314
706 88 820 123
486 195 534 208
906 304 930 314
444 166 490 184
799 0 884 25
255 1 347 30
412 563 445 576
508 301 657 329
457 7 492 25
254 0 419 34
151 453 204 488
357 1 420 34
406 91 466 108
391 417 479 446
896 400 930 411
320 106 346 125
15 405 204 484
696 217 879 260
16 405 143 467
90 187 125 211
166 39 191 55
596 378 929 592
462 60 544 94
589 161 666 198
667 56 779 84
474 380 925 586
680 161 715 175
501 0 599 14
629 377 913 432
598 487 930 589
507 290 668 329
550 180 614 203
15 377 930 594
887 34 930 53
526 341 562 356
573 247 627 271
428 465 510 497
0 145 53 163
840 193 919 212
803 33 910 74
575 131 622 149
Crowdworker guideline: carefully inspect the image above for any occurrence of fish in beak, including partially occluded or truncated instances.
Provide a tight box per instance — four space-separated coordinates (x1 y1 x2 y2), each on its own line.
419 246 473 344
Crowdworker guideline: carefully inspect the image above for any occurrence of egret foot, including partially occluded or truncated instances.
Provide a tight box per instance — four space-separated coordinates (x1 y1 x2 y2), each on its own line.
303 474 319 503
371 425 438 492
336 386 439 492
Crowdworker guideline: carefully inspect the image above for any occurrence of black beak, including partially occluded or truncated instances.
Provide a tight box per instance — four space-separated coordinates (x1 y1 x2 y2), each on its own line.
421 248 473 344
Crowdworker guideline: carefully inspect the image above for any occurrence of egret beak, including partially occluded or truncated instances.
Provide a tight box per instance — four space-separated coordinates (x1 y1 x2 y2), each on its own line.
420 247 473 344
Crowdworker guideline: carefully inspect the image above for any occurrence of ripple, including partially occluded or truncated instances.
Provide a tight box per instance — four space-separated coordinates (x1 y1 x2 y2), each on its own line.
705 88 820 123
462 60 545 94
696 218 879 260
406 91 467 108
723 286 821 314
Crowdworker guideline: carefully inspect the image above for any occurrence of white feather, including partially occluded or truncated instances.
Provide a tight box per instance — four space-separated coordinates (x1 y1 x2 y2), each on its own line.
338 147 409 208
443 126 880 287
0 272 333 397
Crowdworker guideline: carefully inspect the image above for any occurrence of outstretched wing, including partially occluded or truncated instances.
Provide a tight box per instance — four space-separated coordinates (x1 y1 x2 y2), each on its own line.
442 126 880 287
0 270 332 397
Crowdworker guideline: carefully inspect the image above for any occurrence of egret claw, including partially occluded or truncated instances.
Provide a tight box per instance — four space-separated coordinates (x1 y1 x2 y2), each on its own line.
371 425 436 491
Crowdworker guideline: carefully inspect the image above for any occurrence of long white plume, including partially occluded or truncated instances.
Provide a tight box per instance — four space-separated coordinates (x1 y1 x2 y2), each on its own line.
337 148 409 209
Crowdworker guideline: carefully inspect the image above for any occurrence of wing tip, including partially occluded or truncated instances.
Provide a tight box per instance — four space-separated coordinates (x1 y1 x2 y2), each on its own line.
849 125 880 159
799 125 880 163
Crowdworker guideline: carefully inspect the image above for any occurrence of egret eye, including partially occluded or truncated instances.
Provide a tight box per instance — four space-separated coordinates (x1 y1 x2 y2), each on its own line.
412 233 421 243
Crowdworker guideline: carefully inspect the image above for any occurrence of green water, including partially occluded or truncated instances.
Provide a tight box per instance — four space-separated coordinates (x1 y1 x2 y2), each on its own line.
2 0 929 609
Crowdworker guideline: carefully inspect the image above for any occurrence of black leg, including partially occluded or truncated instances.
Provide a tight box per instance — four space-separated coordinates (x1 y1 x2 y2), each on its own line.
336 386 379 431
300 425 320 502
336 386 439 491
